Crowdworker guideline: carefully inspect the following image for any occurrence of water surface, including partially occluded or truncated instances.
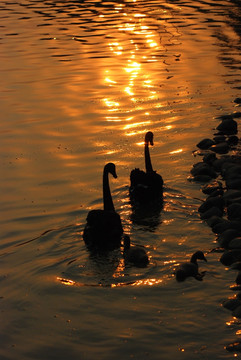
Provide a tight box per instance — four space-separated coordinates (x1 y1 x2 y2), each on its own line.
1 0 241 359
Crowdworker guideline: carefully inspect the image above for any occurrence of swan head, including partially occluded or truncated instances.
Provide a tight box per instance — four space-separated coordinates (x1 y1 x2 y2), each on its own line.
145 131 154 146
191 251 207 263
105 162 117 178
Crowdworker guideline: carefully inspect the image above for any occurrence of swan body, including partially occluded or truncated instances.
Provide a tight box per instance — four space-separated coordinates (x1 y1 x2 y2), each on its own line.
130 131 163 204
123 235 149 267
83 163 123 252
175 251 207 282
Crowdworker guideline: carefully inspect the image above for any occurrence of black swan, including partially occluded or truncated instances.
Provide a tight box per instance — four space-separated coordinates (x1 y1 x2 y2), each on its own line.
83 163 123 252
123 235 149 267
129 131 163 204
175 251 207 282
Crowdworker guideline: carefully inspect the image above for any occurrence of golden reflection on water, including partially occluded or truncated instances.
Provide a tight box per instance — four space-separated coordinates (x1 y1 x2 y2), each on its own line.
169 149 183 155
123 121 151 130
57 275 163 288
102 5 171 136
111 278 163 288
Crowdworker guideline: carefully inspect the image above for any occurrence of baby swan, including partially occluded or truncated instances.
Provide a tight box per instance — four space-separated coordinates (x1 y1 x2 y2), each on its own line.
123 235 149 267
175 251 207 282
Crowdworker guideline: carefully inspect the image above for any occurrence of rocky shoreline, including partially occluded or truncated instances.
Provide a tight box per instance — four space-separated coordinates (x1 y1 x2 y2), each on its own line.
189 98 241 352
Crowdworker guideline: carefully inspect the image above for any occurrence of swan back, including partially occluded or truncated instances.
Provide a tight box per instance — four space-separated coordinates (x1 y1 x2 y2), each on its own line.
175 251 207 281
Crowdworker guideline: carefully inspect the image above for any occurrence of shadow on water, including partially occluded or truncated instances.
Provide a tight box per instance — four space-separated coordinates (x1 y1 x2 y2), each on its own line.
130 202 163 230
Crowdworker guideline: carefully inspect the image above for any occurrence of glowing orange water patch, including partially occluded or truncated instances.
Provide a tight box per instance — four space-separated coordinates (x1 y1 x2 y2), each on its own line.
226 320 236 326
57 277 75 286
106 117 121 122
124 61 141 73
169 149 183 155
112 258 125 278
103 99 119 107
125 87 134 96
146 39 158 48
130 278 163 286
105 78 117 84
105 150 116 155
134 13 146 17
123 121 151 130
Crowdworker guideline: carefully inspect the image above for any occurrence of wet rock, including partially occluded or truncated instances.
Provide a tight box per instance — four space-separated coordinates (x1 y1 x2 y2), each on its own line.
222 298 241 311
229 197 241 205
212 158 230 172
229 238 241 249
208 188 224 197
191 162 217 178
200 206 223 220
202 181 223 195
216 119 238 135
223 165 241 179
203 152 217 165
223 189 241 204
196 138 215 150
226 178 241 190
232 112 241 118
210 142 229 154
216 114 234 121
227 135 239 146
234 98 241 104
230 284 241 291
226 341 241 352
236 272 241 285
217 229 240 248
227 203 241 220
198 195 224 213
232 305 241 318
220 250 241 266
206 215 223 228
213 135 226 143
212 219 235 234
192 175 213 182
231 262 241 270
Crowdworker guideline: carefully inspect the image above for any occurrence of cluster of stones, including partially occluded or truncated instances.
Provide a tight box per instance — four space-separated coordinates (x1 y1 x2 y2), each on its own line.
190 98 241 352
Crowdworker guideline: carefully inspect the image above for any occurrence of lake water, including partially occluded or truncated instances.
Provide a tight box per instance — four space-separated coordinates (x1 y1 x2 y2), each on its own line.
1 0 241 359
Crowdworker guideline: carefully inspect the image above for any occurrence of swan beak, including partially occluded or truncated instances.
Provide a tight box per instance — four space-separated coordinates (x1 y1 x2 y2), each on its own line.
150 139 154 146
113 170 117 178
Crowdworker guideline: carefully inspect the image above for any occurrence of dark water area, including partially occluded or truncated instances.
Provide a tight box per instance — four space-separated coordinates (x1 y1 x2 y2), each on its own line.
1 0 241 359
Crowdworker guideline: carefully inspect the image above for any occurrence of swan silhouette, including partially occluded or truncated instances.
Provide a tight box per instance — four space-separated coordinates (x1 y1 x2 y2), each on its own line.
175 251 207 282
83 163 123 252
123 235 149 267
129 131 163 205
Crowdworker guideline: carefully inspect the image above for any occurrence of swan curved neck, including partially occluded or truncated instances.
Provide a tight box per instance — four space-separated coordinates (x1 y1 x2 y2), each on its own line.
103 168 115 211
190 254 197 264
145 142 153 173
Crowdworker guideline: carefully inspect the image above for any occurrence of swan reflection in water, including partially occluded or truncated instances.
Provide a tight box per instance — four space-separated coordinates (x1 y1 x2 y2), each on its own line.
129 131 163 228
